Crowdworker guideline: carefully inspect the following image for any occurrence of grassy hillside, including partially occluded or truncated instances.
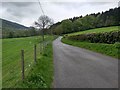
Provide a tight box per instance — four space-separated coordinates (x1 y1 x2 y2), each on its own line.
62 26 119 58
2 36 54 88
67 26 119 36
1 18 28 30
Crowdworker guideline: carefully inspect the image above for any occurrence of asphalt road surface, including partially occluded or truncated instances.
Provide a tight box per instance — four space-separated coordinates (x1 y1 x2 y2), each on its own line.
53 37 118 88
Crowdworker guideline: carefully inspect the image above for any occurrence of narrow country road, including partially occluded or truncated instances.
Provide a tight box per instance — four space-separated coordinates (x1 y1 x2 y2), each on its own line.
53 37 118 88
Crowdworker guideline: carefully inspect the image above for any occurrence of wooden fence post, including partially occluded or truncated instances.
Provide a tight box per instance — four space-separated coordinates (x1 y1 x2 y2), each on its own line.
40 43 42 54
43 42 45 52
34 44 37 64
21 50 24 81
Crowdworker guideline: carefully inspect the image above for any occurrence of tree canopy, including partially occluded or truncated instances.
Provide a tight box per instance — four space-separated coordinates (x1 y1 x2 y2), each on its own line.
51 7 120 35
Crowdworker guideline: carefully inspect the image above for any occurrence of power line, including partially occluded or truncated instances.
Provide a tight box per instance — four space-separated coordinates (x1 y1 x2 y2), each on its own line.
37 0 45 15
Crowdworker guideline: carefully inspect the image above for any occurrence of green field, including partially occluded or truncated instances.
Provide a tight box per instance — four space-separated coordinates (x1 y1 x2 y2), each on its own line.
67 26 119 36
2 36 54 88
62 26 119 58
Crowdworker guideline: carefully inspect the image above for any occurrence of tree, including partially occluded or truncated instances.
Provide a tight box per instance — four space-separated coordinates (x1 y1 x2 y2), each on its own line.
51 7 120 35
61 19 73 34
35 15 54 41
8 31 14 38
29 27 36 36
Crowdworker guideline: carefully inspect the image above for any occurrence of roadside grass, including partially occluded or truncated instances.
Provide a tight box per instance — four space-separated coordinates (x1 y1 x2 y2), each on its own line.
16 42 53 88
67 26 119 36
61 38 119 59
2 35 54 88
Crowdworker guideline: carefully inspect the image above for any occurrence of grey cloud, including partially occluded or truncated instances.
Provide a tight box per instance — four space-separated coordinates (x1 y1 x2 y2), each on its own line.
6 8 25 18
2 2 39 18
2 2 34 7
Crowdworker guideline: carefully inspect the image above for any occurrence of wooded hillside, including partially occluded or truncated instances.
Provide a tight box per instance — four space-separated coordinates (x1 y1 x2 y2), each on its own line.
50 7 120 35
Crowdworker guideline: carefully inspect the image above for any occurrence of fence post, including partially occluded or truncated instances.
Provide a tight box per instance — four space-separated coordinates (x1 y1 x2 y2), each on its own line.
34 44 37 64
43 42 45 52
40 43 42 54
42 42 44 53
21 50 24 81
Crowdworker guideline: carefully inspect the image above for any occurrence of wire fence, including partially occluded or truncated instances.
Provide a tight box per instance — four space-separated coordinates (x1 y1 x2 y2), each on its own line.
3 42 50 87
2 35 58 88
20 40 50 81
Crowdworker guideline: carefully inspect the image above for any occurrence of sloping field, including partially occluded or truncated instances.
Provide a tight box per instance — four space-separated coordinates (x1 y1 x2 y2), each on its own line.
67 26 119 36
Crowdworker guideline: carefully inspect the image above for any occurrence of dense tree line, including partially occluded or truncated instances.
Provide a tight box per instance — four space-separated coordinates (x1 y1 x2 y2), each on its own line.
50 7 120 35
2 27 40 38
2 26 52 38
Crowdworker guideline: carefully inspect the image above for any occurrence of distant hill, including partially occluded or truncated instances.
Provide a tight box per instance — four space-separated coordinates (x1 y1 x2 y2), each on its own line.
0 18 28 31
1 19 40 38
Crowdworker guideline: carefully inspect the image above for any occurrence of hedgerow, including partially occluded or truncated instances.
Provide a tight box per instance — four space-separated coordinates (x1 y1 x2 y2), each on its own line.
68 31 120 44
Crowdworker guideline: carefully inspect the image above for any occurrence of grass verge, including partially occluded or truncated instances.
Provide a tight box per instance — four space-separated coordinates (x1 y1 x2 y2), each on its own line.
62 38 119 59
16 42 53 88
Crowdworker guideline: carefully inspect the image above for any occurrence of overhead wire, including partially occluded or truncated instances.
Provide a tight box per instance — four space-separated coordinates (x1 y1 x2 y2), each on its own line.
37 0 45 15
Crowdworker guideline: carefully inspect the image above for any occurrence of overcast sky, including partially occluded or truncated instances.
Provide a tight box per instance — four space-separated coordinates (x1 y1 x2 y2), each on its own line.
0 0 119 27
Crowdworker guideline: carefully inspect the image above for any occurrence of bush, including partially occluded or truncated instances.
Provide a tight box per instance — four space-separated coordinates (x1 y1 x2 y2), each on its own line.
68 31 120 44
114 42 120 48
63 34 68 38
